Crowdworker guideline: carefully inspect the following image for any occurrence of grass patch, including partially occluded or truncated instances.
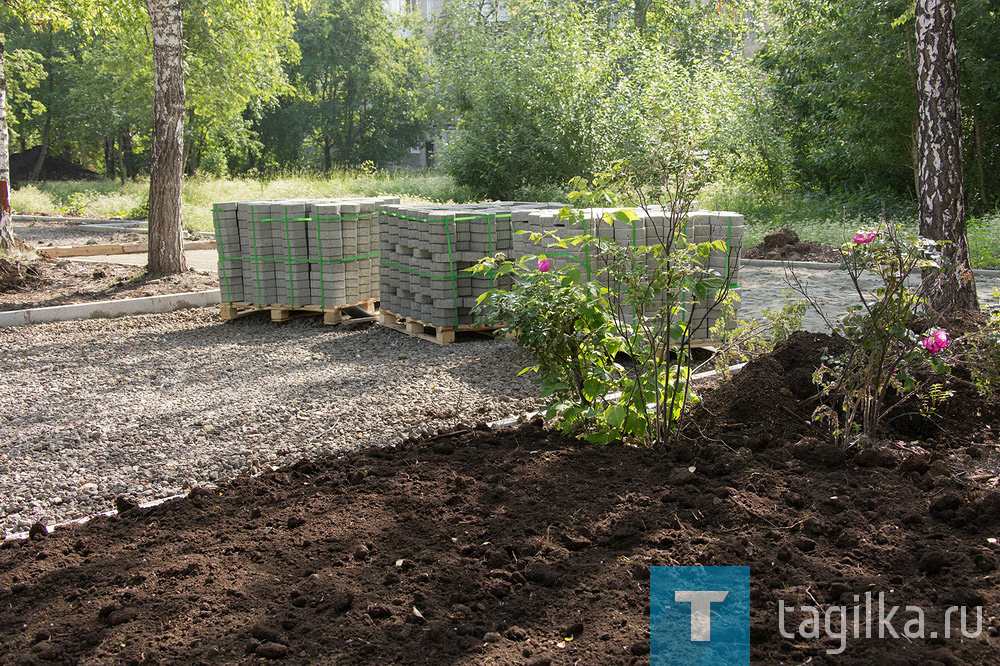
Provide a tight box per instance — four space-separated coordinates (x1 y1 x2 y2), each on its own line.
11 171 492 233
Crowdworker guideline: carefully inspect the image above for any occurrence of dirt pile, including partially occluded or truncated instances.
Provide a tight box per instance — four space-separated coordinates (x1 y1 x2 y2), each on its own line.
695 331 849 445
0 257 45 294
744 227 842 263
9 147 101 188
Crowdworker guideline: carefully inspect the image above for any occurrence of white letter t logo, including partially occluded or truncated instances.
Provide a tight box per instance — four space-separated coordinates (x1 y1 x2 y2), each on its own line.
675 590 729 641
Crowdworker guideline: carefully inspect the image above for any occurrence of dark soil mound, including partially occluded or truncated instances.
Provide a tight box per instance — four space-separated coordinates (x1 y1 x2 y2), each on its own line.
694 331 849 445
744 227 842 263
10 146 101 188
1 335 999 664
0 257 45 293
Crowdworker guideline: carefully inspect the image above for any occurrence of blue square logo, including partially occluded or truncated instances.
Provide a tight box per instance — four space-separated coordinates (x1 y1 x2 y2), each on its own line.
650 566 751 666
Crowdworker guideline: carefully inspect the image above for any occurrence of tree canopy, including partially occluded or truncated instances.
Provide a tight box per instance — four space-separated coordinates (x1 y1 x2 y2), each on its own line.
0 0 995 217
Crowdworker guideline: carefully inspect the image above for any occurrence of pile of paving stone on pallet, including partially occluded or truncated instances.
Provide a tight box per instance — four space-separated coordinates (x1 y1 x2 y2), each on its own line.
212 196 398 309
377 202 564 328
511 207 744 339
214 197 743 340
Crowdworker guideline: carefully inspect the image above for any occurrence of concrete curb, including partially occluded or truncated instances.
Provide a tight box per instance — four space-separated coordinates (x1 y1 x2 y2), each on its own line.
740 258 1000 278
741 258 841 270
0 290 221 328
37 240 217 258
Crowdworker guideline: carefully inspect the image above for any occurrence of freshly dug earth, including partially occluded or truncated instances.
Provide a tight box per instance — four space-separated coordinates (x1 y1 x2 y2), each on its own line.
744 227 842 263
2 333 999 664
0 258 218 311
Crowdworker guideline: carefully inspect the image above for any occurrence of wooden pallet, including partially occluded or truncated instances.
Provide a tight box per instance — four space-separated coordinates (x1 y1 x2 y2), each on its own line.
220 298 378 325
378 309 499 344
37 240 216 258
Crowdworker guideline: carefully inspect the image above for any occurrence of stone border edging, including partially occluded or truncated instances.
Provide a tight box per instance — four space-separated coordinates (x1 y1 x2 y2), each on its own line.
0 290 221 328
740 258 1000 278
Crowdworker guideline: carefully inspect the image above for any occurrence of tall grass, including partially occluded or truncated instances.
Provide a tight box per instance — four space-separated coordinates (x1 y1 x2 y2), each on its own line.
11 170 489 232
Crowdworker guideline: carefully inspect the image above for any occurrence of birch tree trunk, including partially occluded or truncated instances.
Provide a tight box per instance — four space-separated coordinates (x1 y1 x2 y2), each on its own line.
916 0 977 312
0 35 15 251
146 0 187 276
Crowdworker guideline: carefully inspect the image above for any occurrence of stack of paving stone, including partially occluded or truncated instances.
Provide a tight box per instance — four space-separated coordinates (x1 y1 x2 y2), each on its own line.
378 202 563 328
510 207 744 339
212 196 398 309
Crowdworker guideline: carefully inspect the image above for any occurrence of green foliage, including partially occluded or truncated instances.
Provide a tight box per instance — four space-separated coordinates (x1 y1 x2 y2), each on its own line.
433 0 611 198
55 191 90 216
757 0 1000 208
12 171 480 230
433 0 769 200
256 0 432 171
758 0 916 193
471 165 735 446
966 212 1000 269
3 0 296 178
965 308 1000 398
3 46 47 144
811 224 950 447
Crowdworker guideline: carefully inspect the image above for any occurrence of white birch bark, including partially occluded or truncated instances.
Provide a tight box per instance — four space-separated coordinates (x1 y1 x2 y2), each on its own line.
146 0 187 275
916 0 977 312
0 35 14 250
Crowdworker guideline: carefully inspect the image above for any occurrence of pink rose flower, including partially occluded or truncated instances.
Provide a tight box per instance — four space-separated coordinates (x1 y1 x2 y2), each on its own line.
537 258 552 272
921 329 949 354
853 230 877 244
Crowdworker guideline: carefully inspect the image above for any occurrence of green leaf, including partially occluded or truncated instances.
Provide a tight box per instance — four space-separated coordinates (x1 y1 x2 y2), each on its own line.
605 403 626 429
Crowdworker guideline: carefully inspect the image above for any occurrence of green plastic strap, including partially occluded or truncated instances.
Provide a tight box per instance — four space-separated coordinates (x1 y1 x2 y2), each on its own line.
256 214 368 223
445 218 460 328
487 213 494 289
379 259 500 280
315 211 325 309
219 251 378 264
379 211 512 224
250 206 263 305
726 215 733 282
284 206 296 307
213 208 233 304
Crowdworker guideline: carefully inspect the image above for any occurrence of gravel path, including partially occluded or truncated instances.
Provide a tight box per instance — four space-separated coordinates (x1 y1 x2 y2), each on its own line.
738 264 1000 332
0 310 540 535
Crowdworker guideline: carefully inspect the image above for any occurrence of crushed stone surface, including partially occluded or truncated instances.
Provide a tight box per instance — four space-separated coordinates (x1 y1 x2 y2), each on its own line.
0 309 540 535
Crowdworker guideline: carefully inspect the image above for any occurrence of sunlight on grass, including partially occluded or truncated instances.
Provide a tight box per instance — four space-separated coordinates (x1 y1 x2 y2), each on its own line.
12 171 483 232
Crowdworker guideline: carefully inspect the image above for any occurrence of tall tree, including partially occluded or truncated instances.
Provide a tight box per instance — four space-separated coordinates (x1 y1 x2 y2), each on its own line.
0 35 13 250
145 0 186 275
278 0 430 171
915 0 977 312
